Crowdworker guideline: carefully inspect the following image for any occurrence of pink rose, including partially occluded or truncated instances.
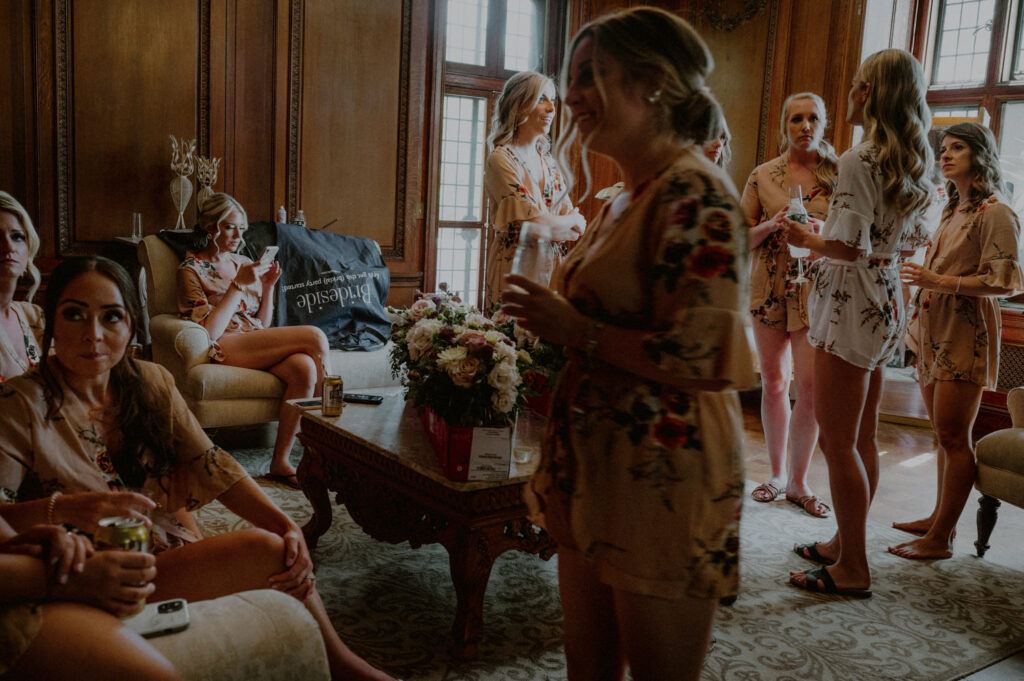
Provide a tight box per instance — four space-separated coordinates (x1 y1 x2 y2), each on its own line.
448 356 481 388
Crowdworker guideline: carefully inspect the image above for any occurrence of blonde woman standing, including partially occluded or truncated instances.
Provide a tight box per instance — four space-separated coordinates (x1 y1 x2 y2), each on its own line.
0 192 43 383
741 94 838 518
483 71 585 312
504 8 752 679
786 49 934 596
891 122 1023 559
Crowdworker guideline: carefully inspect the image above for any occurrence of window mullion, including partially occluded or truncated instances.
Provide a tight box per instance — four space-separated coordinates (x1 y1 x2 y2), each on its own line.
487 0 506 77
987 0 1012 85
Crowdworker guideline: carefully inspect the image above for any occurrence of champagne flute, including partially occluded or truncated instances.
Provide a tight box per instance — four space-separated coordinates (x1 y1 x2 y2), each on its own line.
786 186 810 284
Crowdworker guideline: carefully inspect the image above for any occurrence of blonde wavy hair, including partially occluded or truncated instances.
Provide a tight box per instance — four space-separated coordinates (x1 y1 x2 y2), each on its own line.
0 191 41 301
487 71 555 153
555 7 723 200
777 92 839 196
857 49 934 216
195 192 248 253
940 122 1006 218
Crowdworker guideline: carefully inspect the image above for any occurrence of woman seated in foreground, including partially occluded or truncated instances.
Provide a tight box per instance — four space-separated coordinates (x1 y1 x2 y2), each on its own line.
0 191 44 383
0 512 180 681
892 122 1023 559
178 193 330 487
0 256 394 681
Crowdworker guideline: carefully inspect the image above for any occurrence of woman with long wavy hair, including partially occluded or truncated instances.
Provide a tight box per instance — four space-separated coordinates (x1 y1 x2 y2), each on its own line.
0 257 394 680
741 93 838 518
0 192 43 383
482 71 586 312
891 122 1023 559
785 49 934 595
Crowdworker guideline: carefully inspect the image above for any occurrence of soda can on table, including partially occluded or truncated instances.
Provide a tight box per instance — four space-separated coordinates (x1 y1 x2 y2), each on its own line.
94 516 151 553
322 374 345 417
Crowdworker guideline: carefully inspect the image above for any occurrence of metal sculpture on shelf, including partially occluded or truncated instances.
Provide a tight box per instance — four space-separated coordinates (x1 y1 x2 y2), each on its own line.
195 155 221 208
169 136 196 230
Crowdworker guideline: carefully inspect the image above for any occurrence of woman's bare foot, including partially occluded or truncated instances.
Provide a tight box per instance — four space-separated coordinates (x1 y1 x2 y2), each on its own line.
892 517 933 536
888 537 953 560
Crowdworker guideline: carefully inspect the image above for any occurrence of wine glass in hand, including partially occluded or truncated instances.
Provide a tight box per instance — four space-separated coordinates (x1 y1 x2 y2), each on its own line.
507 222 555 294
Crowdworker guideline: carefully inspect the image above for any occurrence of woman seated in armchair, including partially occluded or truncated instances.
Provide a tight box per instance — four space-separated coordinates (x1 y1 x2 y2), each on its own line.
177 193 329 487
0 256 394 681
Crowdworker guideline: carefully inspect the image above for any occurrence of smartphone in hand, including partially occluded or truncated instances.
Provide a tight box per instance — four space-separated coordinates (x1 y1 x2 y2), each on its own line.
258 246 279 266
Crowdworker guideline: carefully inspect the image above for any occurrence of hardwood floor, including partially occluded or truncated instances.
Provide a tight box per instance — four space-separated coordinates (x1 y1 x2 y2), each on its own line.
740 381 1024 678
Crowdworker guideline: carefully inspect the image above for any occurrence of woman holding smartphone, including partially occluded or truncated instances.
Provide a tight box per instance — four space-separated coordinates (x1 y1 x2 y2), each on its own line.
177 193 330 488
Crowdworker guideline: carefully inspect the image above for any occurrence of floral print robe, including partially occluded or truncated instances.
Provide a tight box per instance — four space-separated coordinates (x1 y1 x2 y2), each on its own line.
483 144 575 312
906 196 1023 387
741 155 831 331
526 149 754 599
0 360 247 670
807 142 930 369
0 302 42 382
177 251 264 361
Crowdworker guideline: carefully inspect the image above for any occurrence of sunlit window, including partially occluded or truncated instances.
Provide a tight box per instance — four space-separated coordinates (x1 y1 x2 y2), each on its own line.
932 0 996 85
435 228 482 305
999 102 1024 212
438 95 487 222
504 0 542 72
446 0 489 66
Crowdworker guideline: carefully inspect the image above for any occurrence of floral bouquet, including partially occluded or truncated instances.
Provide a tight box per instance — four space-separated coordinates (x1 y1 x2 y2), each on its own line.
490 306 566 409
389 285 532 428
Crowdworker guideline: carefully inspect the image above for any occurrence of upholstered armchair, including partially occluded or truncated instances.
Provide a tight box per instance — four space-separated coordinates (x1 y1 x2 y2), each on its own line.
137 234 398 429
974 386 1024 557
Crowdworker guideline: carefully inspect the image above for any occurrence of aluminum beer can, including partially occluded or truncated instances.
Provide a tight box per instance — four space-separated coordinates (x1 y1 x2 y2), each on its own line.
94 516 151 553
322 374 345 416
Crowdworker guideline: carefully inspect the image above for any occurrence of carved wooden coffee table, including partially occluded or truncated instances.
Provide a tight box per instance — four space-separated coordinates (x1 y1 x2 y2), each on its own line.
295 387 557 660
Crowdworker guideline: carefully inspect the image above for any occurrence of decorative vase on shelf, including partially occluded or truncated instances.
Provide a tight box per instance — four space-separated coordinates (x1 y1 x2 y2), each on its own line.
195 155 221 208
169 136 196 230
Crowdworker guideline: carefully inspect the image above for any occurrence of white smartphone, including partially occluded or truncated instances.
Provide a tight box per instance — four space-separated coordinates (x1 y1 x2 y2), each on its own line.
258 245 279 265
123 598 191 638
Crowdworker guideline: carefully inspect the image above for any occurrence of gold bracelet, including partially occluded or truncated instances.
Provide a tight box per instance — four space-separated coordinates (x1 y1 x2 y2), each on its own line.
583 320 605 359
229 280 245 293
46 491 62 526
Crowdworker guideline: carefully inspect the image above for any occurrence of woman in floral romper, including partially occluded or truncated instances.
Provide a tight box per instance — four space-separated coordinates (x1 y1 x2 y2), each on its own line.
785 49 934 596
503 8 752 680
891 122 1023 559
482 71 586 312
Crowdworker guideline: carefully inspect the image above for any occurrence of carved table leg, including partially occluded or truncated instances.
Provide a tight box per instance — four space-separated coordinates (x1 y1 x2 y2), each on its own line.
975 494 1001 557
296 443 334 551
445 525 504 660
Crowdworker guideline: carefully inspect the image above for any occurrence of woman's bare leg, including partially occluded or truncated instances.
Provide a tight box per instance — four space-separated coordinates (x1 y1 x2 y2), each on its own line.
892 379 943 535
889 379 983 559
217 326 329 477
266 353 318 476
558 547 626 681
787 328 820 499
6 602 181 681
614 588 717 681
752 323 792 495
792 349 872 591
152 529 394 681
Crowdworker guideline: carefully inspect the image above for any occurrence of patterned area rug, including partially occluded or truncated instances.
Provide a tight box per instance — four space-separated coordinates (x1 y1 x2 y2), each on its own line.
196 449 1024 681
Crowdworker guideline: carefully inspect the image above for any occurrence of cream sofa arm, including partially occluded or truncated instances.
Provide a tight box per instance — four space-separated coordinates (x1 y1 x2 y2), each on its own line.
1008 387 1024 428
149 314 213 381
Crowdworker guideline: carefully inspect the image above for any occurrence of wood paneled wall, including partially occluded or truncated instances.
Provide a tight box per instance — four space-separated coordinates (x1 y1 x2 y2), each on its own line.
3 0 428 305
2 0 870 308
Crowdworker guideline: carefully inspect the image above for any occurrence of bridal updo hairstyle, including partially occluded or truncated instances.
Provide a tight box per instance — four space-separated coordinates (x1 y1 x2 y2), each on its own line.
193 192 248 253
556 6 724 197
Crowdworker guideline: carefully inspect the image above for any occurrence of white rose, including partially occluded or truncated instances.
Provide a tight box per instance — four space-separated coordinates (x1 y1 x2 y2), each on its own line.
409 298 436 321
437 345 468 368
406 319 441 360
488 360 519 392
493 340 517 363
465 313 494 329
491 388 517 413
